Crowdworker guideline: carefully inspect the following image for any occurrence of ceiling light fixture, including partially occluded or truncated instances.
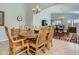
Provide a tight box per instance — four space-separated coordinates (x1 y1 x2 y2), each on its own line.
32 5 41 14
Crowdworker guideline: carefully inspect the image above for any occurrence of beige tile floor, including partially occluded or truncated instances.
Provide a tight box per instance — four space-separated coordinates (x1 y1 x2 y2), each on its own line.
0 39 79 55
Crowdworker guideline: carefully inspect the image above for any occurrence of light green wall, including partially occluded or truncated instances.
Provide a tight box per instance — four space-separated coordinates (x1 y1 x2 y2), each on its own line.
0 3 27 41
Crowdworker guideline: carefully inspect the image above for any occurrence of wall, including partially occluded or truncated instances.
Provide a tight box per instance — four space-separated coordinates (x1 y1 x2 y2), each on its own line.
33 4 79 27
33 10 51 26
0 3 27 41
26 4 33 28
26 3 55 28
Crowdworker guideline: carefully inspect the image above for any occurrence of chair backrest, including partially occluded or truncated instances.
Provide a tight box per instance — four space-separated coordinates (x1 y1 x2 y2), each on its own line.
19 25 28 34
36 26 47 45
48 27 55 41
5 26 13 42
32 26 36 30
39 26 49 33
32 26 39 30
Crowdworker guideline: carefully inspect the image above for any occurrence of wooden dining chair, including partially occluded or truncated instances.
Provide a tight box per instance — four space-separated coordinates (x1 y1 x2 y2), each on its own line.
19 25 27 31
63 33 73 41
5 26 29 55
29 27 47 55
32 26 39 30
45 26 55 50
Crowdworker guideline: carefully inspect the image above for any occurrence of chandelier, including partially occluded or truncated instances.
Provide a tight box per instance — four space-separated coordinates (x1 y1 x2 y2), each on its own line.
32 5 41 14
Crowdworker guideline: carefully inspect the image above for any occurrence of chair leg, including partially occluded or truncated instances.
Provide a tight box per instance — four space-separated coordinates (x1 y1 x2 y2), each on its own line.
27 45 29 55
9 48 12 55
46 43 50 50
42 45 46 53
35 51 38 55
47 42 52 50
35 48 38 55
51 40 53 47
12 48 16 55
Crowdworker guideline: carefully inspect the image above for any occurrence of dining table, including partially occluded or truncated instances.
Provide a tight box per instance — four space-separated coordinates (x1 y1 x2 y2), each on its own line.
11 28 38 41
19 30 37 40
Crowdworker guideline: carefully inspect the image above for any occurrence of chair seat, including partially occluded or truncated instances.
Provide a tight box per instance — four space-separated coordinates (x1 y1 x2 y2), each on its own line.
64 33 73 41
24 43 29 47
15 43 28 51
30 40 44 48
16 46 22 51
22 39 29 48
15 40 29 50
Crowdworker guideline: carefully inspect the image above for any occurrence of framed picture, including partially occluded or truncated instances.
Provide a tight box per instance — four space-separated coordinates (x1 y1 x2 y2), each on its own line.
0 11 4 26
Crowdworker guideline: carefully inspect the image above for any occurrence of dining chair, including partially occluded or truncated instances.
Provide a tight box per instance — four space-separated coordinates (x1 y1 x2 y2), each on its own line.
45 26 55 50
29 26 47 55
32 26 39 30
64 33 73 41
5 26 29 55
62 28 73 41
19 25 26 30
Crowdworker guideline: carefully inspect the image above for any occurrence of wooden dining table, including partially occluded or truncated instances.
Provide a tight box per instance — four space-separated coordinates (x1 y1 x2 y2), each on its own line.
11 28 38 41
19 30 37 40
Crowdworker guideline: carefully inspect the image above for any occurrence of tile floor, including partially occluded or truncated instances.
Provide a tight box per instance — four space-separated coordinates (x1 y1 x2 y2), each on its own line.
0 39 79 55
